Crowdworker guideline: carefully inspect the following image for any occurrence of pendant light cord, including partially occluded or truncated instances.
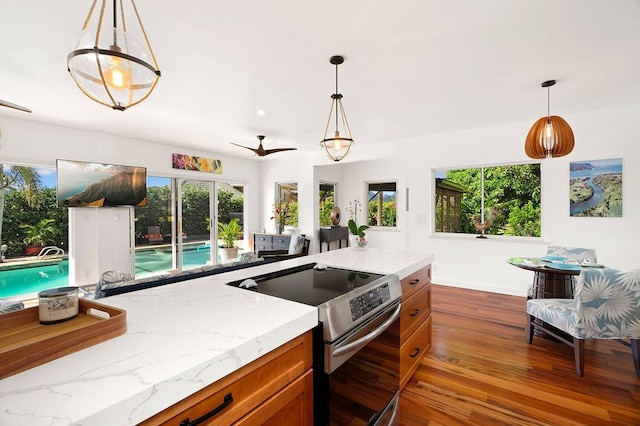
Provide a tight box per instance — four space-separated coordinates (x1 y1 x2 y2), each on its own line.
547 85 550 121
334 63 339 133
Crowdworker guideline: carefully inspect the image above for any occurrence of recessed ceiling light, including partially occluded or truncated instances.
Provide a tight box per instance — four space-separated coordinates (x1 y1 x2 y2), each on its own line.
257 110 266 116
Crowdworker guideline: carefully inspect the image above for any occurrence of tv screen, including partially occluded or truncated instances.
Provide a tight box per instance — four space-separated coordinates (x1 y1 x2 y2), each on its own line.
56 159 147 207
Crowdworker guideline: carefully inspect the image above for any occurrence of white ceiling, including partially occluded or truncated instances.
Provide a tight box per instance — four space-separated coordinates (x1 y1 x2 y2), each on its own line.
1 0 640 160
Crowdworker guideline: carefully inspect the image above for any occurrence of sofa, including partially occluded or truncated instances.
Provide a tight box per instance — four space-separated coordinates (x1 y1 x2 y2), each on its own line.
93 252 270 299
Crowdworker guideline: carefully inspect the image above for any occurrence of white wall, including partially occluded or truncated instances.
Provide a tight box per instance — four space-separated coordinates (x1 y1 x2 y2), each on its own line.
338 103 640 296
2 102 639 294
0 115 262 284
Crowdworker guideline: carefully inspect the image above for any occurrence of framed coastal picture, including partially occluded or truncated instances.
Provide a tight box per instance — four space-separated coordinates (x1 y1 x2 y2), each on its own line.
569 158 622 217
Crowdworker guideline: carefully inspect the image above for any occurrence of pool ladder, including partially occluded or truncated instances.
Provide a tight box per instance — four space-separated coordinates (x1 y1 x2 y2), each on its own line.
36 246 65 259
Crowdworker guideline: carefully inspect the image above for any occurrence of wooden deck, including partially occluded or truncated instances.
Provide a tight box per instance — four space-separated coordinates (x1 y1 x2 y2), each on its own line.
399 284 640 425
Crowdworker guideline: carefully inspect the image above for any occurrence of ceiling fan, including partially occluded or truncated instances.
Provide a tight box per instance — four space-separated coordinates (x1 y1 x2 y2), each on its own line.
0 99 32 113
230 135 297 156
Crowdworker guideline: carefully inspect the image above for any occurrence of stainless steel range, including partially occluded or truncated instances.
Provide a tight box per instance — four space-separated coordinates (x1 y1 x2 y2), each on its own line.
228 262 402 425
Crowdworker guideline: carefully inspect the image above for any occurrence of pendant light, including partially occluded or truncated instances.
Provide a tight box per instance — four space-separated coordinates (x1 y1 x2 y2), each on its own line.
67 0 161 111
320 55 354 162
524 80 574 159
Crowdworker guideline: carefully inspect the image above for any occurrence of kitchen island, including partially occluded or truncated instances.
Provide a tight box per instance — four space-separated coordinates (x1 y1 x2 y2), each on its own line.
0 248 433 425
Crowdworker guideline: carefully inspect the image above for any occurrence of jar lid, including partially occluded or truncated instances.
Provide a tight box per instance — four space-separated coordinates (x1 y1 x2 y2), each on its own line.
38 286 79 298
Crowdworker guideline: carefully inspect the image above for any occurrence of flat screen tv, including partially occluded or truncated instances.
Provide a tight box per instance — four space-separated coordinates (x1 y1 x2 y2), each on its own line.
56 159 147 207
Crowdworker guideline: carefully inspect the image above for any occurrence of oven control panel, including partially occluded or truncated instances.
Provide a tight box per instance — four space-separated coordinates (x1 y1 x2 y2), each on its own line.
349 283 392 321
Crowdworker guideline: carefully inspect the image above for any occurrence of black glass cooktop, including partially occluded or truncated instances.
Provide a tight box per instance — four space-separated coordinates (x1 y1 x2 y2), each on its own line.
226 262 384 307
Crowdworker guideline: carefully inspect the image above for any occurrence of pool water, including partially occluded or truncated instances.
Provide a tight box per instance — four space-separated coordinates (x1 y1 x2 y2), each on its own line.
0 246 230 298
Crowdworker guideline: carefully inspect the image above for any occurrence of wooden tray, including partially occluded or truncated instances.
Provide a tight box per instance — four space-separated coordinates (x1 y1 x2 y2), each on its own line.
0 298 127 380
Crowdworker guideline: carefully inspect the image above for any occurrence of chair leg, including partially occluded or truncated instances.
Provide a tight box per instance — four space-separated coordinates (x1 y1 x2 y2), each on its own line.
631 339 640 378
526 314 533 344
573 337 584 377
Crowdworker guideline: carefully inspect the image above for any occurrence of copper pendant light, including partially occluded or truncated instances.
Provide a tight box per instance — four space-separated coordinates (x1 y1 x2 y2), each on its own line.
320 55 354 162
524 80 574 159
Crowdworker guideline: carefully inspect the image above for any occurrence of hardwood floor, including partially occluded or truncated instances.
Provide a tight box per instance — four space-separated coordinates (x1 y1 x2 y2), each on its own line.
399 284 640 425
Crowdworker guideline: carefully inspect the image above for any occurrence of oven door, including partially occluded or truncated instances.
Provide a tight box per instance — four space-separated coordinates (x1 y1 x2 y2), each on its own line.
322 300 401 425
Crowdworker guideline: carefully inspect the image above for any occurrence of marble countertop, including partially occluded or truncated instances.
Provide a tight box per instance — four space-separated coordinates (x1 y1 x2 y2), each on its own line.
0 248 433 425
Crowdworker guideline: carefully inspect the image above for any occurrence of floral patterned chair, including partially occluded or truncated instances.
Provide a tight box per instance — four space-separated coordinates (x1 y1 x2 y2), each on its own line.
546 245 598 264
526 267 640 377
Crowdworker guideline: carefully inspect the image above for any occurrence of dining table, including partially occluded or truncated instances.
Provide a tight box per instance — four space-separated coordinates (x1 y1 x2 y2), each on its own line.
507 256 584 299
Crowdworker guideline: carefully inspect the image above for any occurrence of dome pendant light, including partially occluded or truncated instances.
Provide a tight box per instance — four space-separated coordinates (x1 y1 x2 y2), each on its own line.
525 80 574 159
67 0 161 111
320 55 354 162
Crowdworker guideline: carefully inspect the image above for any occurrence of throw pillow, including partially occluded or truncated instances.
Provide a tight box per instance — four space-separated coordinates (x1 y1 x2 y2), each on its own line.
288 234 306 255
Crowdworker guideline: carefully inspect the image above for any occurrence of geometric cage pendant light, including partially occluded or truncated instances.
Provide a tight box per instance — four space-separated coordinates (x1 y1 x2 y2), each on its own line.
320 55 354 162
67 0 161 111
524 80 574 159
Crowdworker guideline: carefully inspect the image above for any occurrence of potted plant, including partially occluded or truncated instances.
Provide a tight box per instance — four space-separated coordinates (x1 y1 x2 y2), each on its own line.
218 218 242 261
347 200 369 250
20 218 60 255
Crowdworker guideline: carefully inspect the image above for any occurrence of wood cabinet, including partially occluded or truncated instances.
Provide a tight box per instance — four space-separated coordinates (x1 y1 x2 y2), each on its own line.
140 331 313 426
253 233 291 253
399 264 432 389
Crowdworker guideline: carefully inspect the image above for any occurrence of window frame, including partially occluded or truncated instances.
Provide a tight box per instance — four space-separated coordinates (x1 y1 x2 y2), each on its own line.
432 162 542 239
365 180 398 229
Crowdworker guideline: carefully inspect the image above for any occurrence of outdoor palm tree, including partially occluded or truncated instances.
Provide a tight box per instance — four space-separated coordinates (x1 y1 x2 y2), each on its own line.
0 164 43 261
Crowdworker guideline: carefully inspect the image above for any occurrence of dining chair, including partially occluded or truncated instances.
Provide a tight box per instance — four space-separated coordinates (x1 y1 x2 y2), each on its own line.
526 267 640 377
546 246 597 264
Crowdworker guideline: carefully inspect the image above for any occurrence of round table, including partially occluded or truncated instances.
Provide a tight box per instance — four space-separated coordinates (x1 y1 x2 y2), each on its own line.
507 257 580 299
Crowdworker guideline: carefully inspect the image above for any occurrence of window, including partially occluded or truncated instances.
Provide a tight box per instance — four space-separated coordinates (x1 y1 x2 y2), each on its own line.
276 182 298 227
319 182 336 226
367 182 397 227
0 164 68 258
434 163 541 237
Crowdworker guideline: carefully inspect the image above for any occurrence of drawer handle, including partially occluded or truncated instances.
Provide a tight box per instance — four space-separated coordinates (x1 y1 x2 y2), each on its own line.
409 308 420 317
409 347 421 358
180 393 233 426
410 279 420 285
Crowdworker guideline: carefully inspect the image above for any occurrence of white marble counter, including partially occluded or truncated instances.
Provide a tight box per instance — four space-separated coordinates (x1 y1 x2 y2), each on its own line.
0 248 433 425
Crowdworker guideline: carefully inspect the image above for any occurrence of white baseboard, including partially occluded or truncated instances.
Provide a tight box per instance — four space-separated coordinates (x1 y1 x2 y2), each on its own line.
433 277 527 297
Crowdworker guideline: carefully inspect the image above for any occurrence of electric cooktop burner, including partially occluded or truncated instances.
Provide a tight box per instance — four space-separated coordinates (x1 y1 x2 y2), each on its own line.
226 262 385 307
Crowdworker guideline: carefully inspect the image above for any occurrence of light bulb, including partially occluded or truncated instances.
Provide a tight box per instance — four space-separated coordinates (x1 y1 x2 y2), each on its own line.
104 54 132 90
543 121 553 150
332 137 342 152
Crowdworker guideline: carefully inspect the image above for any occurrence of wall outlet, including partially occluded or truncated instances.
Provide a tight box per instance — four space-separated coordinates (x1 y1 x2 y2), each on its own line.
416 212 427 227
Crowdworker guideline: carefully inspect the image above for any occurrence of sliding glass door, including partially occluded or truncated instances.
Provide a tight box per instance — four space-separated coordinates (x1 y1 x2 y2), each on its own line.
178 180 215 270
134 177 245 277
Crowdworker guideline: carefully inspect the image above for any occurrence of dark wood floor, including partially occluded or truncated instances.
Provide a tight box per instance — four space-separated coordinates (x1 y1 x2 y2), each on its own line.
399 284 640 425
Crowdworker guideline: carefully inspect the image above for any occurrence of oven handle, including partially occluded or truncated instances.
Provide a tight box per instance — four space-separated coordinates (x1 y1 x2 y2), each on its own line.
332 303 402 358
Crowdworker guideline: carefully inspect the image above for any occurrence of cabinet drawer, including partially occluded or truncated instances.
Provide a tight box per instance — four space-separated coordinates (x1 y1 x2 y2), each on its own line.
401 265 431 301
140 332 312 426
400 316 432 389
253 234 274 252
234 369 313 426
272 236 291 250
400 284 431 343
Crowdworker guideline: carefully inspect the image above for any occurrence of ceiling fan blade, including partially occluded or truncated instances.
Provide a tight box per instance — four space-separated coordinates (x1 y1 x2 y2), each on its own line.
230 142 262 156
264 147 298 155
0 99 32 113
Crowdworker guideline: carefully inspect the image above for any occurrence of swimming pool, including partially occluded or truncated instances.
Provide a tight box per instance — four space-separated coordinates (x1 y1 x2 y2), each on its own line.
0 245 231 299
